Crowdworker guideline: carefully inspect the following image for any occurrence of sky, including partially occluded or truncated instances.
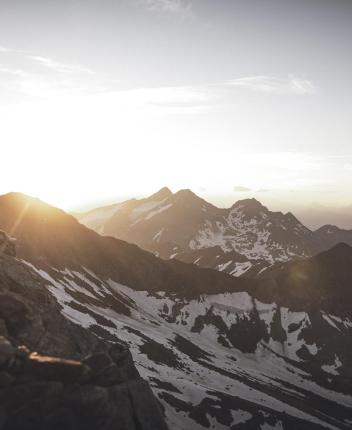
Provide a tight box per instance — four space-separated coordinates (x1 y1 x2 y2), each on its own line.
0 0 352 228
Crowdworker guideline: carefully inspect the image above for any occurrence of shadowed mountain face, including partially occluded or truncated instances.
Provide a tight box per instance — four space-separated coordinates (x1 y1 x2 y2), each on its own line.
75 188 351 278
259 243 352 316
1 192 352 429
0 192 249 297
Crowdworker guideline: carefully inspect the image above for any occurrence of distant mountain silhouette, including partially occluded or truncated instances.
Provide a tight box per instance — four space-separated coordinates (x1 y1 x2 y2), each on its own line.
76 187 340 277
314 224 352 249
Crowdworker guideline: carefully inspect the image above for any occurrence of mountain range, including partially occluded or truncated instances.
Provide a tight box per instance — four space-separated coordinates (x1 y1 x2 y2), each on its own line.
75 188 352 278
1 191 352 429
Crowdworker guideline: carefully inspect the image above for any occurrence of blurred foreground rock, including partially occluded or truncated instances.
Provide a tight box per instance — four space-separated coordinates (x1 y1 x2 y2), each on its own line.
0 336 168 430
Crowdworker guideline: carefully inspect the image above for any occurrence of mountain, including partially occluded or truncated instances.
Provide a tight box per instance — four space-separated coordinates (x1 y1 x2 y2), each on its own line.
314 224 352 250
76 188 326 277
1 192 352 429
0 192 248 296
255 241 352 310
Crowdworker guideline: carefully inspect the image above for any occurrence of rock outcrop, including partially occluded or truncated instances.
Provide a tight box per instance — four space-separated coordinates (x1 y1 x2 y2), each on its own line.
0 236 168 430
0 336 167 430
0 252 104 358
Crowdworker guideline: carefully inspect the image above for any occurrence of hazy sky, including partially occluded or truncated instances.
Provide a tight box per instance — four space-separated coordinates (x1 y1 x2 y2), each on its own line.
1 0 352 226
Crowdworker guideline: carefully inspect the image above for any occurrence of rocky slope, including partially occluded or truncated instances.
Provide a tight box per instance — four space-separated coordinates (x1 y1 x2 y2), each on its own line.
1 192 352 429
75 188 328 277
0 229 167 430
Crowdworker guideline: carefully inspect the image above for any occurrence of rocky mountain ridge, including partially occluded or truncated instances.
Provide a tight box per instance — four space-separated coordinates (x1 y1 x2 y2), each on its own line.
76 188 352 277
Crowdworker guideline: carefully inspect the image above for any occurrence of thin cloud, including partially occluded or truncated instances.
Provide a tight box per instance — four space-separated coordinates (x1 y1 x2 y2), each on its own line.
226 75 315 95
0 45 93 74
233 185 252 192
141 75 316 110
0 45 13 53
141 0 191 13
0 66 27 77
0 44 316 108
0 46 99 100
27 56 94 74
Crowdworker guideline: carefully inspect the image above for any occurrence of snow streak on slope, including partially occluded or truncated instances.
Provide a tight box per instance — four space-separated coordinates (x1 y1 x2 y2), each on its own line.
25 261 352 430
78 203 125 233
130 199 172 224
76 190 324 278
190 205 311 264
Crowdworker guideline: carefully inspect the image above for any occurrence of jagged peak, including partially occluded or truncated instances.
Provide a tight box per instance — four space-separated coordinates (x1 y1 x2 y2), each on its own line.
315 224 340 233
232 198 267 211
175 189 199 198
284 211 303 224
148 187 173 200
173 189 211 206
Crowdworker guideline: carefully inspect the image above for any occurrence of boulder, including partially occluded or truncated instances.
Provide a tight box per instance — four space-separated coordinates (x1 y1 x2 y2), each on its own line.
0 338 168 430
82 352 114 375
15 345 30 359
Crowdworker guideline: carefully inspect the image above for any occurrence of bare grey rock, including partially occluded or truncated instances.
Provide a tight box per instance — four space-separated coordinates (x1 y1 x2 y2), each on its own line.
0 336 15 368
0 338 168 430
82 351 114 374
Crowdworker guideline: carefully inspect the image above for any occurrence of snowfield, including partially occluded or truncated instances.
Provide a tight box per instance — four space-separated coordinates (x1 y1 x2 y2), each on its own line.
24 261 352 430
